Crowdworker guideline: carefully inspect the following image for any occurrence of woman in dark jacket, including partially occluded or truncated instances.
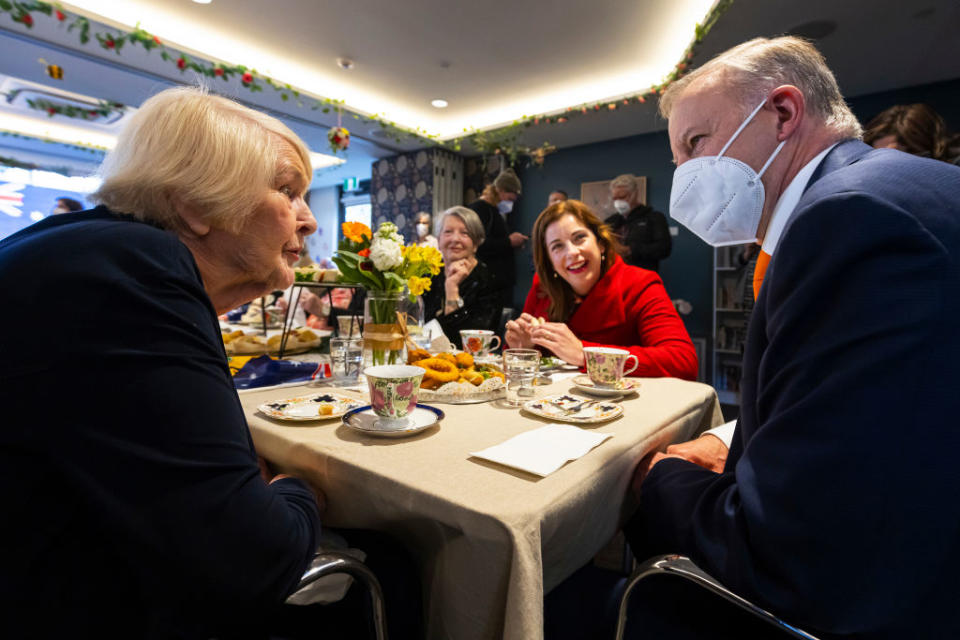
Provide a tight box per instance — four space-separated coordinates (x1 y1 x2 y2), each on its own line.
423 206 502 348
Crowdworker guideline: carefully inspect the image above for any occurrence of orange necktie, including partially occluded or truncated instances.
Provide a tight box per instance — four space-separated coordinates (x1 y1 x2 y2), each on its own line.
753 250 772 300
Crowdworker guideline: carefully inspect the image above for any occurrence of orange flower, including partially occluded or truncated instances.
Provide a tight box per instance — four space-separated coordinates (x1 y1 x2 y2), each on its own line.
342 221 372 244
358 248 371 257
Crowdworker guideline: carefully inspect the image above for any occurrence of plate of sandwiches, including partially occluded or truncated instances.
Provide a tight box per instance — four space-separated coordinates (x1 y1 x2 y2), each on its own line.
221 327 330 356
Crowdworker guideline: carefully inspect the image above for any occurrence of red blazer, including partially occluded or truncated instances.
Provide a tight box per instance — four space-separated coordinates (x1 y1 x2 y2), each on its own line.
522 257 698 380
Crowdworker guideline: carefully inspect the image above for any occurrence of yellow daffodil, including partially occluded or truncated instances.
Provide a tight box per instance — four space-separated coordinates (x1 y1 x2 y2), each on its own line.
407 275 432 297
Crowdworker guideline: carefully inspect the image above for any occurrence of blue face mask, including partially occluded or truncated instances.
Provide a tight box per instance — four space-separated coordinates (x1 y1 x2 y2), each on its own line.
497 200 514 215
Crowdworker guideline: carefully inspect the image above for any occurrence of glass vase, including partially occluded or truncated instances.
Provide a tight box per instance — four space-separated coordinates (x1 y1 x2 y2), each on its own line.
363 291 409 367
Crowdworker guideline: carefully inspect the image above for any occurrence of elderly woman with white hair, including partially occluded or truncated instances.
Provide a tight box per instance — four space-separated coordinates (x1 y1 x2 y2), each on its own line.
0 88 395 638
422 206 502 346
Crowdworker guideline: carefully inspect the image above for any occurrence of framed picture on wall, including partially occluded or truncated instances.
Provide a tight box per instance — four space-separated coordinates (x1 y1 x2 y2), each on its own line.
579 177 647 218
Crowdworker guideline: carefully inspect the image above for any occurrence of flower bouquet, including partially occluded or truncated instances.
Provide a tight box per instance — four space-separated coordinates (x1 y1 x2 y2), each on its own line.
332 221 443 365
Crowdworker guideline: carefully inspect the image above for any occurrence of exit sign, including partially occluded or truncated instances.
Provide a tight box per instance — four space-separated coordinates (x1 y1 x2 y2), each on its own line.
343 177 360 191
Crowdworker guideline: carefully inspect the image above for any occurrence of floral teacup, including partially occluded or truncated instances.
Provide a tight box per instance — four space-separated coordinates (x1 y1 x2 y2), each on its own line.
460 330 502 357
583 347 639 388
364 365 425 427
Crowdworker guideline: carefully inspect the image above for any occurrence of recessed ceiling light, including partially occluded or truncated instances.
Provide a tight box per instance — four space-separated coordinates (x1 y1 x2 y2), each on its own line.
431 99 448 109
192 0 213 5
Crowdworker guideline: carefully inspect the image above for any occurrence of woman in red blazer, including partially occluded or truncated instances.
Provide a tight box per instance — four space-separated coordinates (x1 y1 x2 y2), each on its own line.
505 200 697 380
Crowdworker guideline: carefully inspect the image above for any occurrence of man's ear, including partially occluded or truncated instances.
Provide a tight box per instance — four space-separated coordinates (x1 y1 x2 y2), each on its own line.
769 85 805 140
173 198 210 236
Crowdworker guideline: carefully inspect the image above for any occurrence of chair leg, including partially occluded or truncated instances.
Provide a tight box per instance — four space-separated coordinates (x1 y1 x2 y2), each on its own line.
296 552 388 640
614 554 820 640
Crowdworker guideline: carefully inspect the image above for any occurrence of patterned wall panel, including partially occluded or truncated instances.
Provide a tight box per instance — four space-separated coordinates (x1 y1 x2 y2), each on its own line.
370 149 435 241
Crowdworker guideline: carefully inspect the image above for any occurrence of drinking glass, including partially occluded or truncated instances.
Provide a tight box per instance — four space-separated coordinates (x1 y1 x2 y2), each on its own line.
502 348 540 406
329 337 363 386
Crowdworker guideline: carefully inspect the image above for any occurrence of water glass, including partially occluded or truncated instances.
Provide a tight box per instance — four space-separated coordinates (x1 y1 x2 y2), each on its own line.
503 348 540 406
329 337 363 386
337 315 362 337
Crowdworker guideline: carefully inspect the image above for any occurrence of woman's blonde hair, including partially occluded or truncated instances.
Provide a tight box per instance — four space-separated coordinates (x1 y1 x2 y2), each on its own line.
531 200 620 322
92 86 312 233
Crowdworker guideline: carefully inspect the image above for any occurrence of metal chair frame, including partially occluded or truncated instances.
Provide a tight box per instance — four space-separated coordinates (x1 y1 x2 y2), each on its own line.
295 551 388 640
614 554 820 640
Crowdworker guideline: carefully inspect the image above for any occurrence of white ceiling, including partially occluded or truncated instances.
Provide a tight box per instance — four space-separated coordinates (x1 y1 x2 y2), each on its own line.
0 0 958 186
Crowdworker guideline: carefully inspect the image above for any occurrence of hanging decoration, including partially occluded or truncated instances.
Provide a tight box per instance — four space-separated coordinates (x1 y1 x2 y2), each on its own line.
23 95 124 121
327 105 350 153
38 58 64 79
0 0 734 166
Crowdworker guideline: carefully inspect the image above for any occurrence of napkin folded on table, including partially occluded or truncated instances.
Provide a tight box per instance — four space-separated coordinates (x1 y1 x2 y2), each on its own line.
470 424 613 477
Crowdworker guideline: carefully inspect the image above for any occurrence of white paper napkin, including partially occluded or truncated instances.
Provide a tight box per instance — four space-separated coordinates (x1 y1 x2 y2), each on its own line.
470 424 613 477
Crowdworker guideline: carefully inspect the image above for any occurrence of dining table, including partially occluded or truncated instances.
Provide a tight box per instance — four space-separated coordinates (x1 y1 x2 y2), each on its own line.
240 373 722 640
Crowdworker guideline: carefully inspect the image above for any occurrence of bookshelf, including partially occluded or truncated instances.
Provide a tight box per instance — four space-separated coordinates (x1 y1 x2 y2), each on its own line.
712 245 755 406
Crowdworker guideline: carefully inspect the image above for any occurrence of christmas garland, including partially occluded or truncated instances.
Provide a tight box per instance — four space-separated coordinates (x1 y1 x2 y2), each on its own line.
0 0 733 164
13 90 125 121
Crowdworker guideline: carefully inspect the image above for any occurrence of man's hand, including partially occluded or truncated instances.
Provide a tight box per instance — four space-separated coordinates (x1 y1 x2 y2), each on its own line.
631 434 729 497
509 231 529 248
665 434 728 473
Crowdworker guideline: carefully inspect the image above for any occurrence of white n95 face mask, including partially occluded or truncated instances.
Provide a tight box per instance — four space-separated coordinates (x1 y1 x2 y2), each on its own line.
669 98 785 247
612 199 631 214
497 200 514 215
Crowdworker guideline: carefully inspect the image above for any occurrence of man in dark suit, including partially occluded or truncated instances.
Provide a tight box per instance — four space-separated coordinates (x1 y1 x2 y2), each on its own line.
627 36 960 639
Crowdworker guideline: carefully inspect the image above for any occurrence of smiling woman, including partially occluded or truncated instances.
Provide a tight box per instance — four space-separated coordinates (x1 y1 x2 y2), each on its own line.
0 87 328 638
505 200 698 379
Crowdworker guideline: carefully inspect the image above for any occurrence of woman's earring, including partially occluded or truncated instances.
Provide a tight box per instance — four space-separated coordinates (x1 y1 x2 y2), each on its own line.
553 271 559 278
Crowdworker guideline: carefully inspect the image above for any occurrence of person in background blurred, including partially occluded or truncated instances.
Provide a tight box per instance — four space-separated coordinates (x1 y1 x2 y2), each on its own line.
467 168 529 307
604 173 672 272
548 189 568 206
863 103 960 165
51 196 84 214
414 211 438 248
422 206 501 346
505 199 697 379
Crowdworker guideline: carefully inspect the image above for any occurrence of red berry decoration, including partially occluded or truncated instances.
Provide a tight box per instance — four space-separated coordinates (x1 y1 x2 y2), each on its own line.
55 10 66 21
241 72 253 84
177 57 187 70
214 67 224 77
105 39 115 49
153 36 161 45
21 14 34 26
47 107 56 115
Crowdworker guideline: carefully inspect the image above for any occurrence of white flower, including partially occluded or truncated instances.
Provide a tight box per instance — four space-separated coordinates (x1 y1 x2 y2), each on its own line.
369 236 403 271
376 221 404 245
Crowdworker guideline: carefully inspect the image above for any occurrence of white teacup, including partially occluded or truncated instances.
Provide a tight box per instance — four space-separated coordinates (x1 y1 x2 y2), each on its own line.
583 347 638 388
460 330 501 357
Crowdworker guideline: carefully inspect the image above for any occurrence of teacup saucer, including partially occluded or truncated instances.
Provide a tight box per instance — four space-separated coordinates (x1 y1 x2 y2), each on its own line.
343 404 445 438
572 375 640 397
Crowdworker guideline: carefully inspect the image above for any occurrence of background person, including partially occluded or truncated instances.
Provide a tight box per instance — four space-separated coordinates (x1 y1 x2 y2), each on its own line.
422 206 501 346
467 168 529 306
629 36 960 639
604 173 671 272
414 210 438 248
863 102 960 165
51 196 84 214
505 199 697 380
547 189 568 206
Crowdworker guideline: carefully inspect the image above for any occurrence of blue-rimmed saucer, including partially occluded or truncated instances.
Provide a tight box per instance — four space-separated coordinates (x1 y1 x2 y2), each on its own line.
342 404 445 438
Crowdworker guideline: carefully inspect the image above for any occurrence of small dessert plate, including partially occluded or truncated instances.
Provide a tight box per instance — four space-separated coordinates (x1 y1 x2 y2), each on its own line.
342 404 445 438
571 375 641 397
521 394 623 424
258 393 363 422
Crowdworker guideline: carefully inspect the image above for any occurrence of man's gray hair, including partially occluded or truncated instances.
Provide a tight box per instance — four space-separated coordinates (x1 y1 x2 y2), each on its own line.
610 174 640 194
660 36 862 140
